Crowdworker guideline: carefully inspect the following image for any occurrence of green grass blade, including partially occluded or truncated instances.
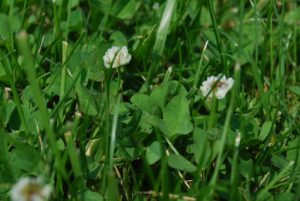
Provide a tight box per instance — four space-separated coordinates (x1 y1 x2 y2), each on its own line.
256 161 294 200
16 31 66 178
108 95 120 171
153 0 177 57
148 0 177 82
1 56 30 134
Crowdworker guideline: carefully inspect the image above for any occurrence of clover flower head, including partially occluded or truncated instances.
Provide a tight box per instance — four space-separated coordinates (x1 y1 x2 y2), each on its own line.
200 74 234 99
103 46 131 68
10 177 51 201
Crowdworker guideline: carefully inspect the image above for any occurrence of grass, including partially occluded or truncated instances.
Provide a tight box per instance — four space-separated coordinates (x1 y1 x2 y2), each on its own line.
0 0 300 200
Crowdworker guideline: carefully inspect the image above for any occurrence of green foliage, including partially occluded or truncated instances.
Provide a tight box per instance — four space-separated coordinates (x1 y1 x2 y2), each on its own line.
76 84 98 115
167 153 196 172
0 0 300 201
259 121 273 141
146 141 162 165
162 93 193 136
131 81 192 137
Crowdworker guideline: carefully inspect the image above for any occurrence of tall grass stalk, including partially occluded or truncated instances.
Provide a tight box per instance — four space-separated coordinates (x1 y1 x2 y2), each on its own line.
148 0 177 82
16 31 67 178
1 56 30 134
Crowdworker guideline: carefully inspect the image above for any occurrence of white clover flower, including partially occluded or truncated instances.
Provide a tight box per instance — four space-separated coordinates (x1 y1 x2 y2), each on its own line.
103 46 131 68
10 177 51 201
200 74 234 99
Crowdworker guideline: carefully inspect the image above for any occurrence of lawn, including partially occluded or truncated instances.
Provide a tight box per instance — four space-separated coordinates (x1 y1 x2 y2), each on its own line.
0 0 300 200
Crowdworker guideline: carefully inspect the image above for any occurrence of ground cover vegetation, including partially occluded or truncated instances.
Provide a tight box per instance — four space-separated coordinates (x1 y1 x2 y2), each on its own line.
0 0 300 200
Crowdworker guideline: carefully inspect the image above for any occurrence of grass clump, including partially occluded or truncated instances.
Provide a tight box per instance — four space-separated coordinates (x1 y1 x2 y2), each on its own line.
0 0 300 200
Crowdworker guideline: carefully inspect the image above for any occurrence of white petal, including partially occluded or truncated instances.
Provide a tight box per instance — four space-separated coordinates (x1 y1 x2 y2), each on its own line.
103 46 131 68
10 177 51 201
41 185 52 199
215 89 227 99
219 75 226 82
226 78 234 89
200 75 234 99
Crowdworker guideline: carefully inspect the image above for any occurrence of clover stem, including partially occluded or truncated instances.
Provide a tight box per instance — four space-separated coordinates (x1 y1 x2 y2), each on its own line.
208 97 218 129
